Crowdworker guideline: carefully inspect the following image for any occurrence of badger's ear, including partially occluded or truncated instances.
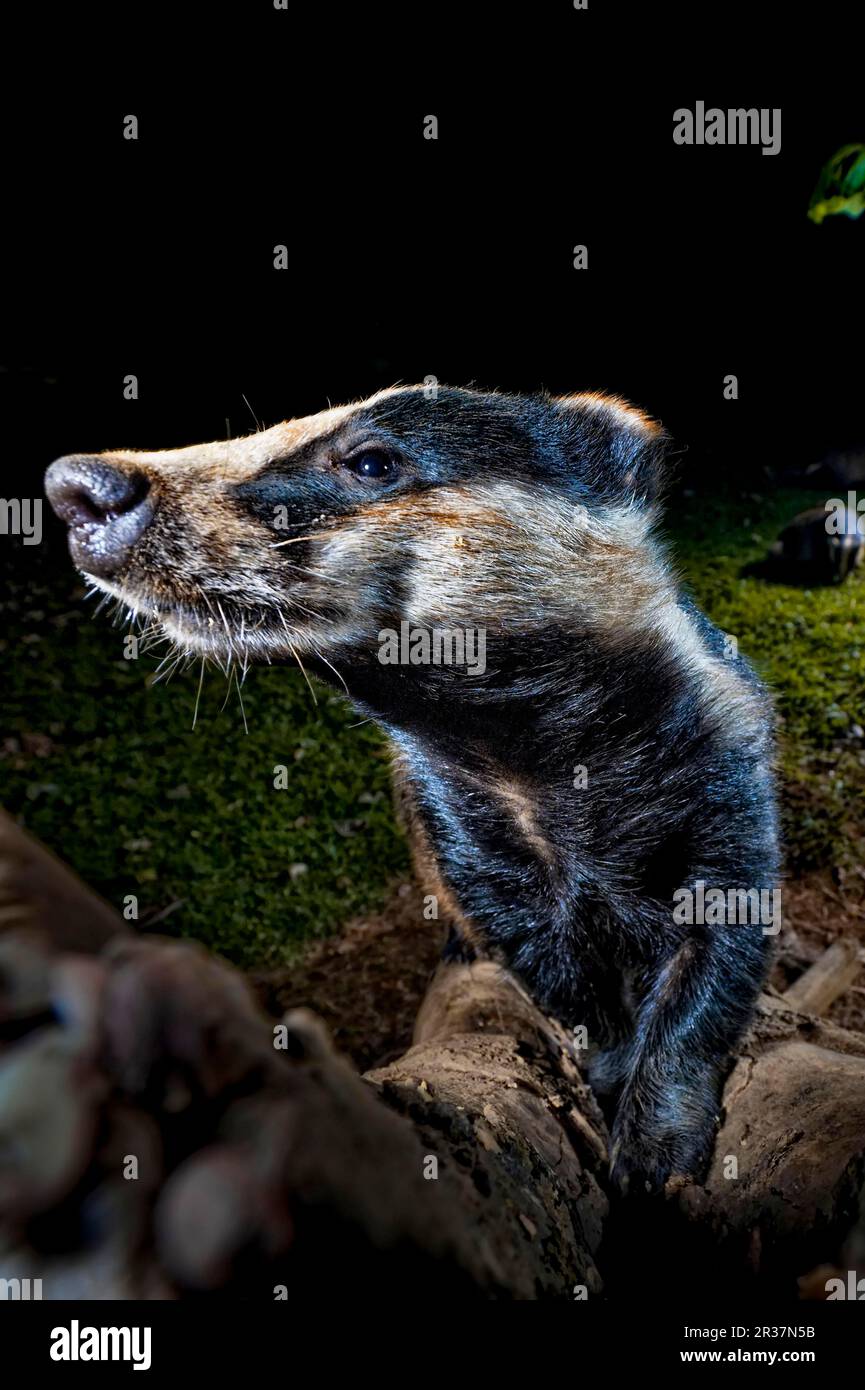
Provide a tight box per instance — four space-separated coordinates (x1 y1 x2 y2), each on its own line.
553 392 670 508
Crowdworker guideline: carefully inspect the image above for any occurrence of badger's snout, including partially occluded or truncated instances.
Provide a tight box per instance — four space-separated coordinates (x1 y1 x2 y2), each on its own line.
45 456 153 577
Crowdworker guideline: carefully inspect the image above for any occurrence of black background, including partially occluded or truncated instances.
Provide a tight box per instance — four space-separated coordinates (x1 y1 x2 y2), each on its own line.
0 2 862 1329
2 4 862 499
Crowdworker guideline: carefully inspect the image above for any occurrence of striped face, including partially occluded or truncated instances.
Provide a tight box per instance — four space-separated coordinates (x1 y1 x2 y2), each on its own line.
45 385 674 680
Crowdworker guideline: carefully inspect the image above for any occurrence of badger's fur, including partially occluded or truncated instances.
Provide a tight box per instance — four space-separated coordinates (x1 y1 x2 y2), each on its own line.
45 386 780 1193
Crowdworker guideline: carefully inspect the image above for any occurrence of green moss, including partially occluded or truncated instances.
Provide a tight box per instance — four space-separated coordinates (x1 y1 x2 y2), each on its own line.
1 487 861 967
665 486 865 875
0 560 407 969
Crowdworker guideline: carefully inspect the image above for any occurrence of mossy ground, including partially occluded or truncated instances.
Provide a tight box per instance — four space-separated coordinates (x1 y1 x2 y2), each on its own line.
0 547 409 970
669 486 865 885
1 486 862 970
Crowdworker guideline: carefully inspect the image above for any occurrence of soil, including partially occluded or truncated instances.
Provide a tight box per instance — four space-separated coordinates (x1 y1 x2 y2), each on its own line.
770 867 865 1032
250 869 865 1074
250 881 447 1072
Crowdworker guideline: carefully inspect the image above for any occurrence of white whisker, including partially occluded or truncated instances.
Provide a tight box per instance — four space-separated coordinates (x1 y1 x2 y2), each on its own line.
270 532 332 548
234 666 249 734
288 641 318 706
312 645 350 698
283 563 355 588
220 665 234 712
192 656 206 730
241 392 263 432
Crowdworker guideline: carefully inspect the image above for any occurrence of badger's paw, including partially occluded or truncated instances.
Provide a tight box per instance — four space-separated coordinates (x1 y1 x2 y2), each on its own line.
608 1102 717 1198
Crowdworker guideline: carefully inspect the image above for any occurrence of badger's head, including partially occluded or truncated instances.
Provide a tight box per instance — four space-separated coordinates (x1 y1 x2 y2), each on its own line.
45 386 673 685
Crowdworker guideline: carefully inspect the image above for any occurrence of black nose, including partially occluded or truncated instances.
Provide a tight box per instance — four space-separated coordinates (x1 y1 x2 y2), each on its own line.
44 456 153 577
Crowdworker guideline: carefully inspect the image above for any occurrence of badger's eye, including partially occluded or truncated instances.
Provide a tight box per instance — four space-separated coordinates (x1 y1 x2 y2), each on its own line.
344 449 395 480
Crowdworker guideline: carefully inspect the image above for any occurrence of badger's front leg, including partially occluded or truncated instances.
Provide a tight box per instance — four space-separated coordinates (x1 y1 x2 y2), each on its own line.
608 925 772 1195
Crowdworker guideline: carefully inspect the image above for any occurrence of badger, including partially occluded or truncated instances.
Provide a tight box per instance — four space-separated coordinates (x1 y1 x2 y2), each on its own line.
45 385 780 1194
769 506 864 585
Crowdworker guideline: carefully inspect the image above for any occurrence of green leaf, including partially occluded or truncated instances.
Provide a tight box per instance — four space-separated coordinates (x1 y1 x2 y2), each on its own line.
808 191 865 224
840 150 865 196
808 143 865 221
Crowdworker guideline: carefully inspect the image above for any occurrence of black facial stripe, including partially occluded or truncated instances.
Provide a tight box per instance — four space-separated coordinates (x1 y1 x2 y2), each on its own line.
231 473 355 528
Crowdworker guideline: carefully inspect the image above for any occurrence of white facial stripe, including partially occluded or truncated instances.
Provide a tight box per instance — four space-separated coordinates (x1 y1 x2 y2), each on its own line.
389 481 666 631
101 402 365 480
